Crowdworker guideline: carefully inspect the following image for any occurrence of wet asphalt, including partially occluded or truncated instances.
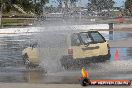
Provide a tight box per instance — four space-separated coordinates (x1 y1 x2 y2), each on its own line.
0 30 131 84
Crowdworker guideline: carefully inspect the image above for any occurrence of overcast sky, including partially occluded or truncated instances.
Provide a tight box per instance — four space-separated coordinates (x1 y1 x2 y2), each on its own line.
114 0 126 7
46 0 126 7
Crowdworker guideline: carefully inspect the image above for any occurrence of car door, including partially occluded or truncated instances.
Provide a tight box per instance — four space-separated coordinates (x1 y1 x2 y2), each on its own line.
71 32 99 59
90 31 108 56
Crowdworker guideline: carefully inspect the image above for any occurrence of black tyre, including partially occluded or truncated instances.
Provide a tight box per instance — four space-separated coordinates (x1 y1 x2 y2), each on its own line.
60 56 74 69
100 51 111 62
103 53 111 61
107 49 111 59
93 54 110 63
108 53 111 59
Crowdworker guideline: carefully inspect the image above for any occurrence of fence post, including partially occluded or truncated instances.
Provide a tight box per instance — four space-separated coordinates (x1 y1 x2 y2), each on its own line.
109 23 114 40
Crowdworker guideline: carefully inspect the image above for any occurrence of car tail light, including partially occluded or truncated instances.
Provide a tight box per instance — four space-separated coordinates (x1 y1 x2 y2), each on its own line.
68 48 73 55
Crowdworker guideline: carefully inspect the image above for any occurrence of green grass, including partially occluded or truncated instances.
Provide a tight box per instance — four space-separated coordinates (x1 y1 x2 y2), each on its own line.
1 18 34 26
1 12 35 26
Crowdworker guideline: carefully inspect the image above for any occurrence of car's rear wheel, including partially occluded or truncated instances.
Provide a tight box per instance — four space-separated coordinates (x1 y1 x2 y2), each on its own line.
100 53 111 62
60 56 90 69
60 56 74 69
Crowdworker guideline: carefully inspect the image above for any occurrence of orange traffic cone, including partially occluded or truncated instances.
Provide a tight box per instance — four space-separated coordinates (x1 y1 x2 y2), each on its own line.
114 48 120 61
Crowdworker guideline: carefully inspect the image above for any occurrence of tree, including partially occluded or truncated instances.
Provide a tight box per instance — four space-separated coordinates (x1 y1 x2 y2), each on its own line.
57 0 62 8
125 0 132 16
57 0 78 8
1 0 48 15
0 0 12 12
87 0 115 11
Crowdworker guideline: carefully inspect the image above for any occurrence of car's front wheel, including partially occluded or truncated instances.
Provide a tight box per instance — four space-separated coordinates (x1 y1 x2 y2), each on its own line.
22 53 39 68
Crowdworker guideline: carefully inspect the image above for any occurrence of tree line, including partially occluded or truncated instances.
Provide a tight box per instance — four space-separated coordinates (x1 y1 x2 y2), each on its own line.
0 0 132 16
125 0 132 16
0 0 48 15
87 0 115 11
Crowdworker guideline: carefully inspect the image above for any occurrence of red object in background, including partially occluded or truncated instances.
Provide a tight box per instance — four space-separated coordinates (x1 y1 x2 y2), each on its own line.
114 48 120 61
115 16 125 23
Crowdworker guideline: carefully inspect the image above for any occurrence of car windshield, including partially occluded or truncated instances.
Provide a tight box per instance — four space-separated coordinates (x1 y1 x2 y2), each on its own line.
90 32 105 43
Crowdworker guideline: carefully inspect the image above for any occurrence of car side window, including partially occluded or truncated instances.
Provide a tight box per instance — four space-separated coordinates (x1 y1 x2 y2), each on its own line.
80 33 88 43
71 34 81 46
90 32 105 43
79 33 93 44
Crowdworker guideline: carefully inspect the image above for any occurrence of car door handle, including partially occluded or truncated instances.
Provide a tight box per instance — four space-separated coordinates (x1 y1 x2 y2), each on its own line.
82 46 99 50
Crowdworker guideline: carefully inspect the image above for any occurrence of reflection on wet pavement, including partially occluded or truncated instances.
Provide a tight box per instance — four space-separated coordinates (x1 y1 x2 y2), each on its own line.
0 35 36 67
110 48 132 60
102 31 132 40
24 69 45 83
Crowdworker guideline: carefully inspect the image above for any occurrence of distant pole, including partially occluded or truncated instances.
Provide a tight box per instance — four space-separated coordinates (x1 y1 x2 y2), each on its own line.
109 23 114 40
